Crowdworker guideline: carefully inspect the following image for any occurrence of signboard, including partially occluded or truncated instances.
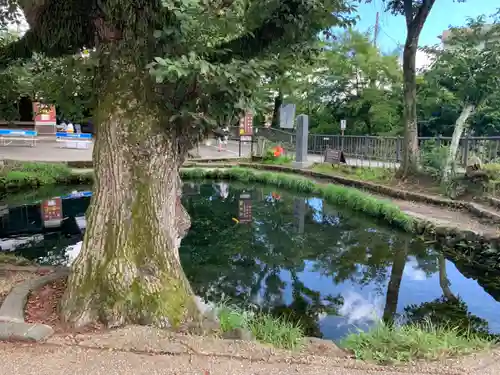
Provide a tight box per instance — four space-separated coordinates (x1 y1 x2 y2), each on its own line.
239 112 253 137
340 119 346 130
279 104 296 129
324 148 346 165
41 197 62 222
33 102 57 135
33 102 56 124
238 193 252 223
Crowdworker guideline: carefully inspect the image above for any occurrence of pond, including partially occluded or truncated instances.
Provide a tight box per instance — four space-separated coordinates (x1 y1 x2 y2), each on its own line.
1 182 500 341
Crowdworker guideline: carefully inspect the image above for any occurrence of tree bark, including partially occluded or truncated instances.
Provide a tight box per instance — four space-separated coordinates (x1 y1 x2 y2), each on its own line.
271 90 283 128
399 40 420 178
398 0 437 178
442 103 475 183
438 254 458 303
60 56 199 328
383 244 407 324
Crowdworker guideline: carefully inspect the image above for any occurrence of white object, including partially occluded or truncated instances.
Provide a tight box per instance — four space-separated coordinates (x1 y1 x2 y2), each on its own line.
340 119 346 130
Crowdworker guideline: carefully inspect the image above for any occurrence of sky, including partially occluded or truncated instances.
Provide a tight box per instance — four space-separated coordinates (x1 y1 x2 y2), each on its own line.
354 0 499 69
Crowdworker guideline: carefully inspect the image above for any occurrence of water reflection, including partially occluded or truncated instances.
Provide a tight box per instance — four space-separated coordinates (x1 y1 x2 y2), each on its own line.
1 183 500 340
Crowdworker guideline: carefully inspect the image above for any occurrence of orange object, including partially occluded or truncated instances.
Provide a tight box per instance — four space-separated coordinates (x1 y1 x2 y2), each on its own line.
272 145 284 157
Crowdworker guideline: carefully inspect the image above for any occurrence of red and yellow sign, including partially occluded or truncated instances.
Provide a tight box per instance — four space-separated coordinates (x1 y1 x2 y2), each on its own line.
33 102 57 124
41 197 62 222
239 112 253 136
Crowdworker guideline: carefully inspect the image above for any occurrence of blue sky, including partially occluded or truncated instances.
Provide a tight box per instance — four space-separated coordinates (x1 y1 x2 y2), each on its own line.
354 0 499 52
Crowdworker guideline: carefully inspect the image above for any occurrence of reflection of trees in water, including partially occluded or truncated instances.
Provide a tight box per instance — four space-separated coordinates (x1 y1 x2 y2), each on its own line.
383 239 408 324
180 183 441 337
403 254 494 339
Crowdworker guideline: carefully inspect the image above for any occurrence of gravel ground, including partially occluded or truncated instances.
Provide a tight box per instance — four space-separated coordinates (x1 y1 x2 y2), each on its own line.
0 343 466 375
2 325 499 375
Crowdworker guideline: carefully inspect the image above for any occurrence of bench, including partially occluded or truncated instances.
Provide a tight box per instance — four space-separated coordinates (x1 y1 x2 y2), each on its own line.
0 129 37 147
56 132 92 149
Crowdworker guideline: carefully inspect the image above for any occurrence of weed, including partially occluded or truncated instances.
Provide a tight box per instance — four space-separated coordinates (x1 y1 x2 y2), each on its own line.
341 320 494 364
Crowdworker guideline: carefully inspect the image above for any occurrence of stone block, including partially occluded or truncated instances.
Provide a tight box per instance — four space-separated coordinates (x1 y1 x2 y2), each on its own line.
0 322 53 341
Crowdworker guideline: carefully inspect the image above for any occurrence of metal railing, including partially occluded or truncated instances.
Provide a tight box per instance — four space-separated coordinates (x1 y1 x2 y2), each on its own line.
251 127 500 167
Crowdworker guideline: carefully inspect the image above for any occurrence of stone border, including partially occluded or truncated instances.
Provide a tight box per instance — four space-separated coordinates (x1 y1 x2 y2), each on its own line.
0 268 69 341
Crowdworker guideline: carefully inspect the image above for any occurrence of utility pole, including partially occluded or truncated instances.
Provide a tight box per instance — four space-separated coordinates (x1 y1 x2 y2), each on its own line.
373 11 380 48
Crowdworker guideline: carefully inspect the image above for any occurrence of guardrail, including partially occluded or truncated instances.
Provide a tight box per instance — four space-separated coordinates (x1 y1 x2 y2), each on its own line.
253 127 500 167
0 129 37 147
56 132 93 149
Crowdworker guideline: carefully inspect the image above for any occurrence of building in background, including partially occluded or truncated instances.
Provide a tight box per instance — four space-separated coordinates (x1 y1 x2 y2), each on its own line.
441 24 500 50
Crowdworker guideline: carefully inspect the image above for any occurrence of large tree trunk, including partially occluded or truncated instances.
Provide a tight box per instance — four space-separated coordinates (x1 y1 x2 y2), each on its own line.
398 40 419 178
442 104 475 183
61 53 200 328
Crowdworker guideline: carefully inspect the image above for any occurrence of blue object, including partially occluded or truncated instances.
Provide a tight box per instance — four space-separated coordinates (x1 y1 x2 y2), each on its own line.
56 132 92 139
61 191 93 200
0 129 37 136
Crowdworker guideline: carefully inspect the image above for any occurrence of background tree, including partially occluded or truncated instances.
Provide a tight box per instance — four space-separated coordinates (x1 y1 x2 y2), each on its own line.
424 16 500 182
377 0 439 177
258 29 403 135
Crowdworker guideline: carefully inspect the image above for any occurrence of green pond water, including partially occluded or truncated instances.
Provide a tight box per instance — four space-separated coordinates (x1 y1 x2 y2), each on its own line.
1 182 500 341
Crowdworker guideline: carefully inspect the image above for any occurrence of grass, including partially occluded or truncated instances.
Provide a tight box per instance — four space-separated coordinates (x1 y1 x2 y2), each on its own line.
261 155 293 165
180 167 416 232
0 162 92 191
0 252 33 266
215 302 304 350
311 163 395 183
341 320 494 364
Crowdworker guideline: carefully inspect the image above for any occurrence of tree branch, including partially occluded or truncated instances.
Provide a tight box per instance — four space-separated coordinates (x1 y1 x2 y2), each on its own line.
408 0 436 39
213 0 353 63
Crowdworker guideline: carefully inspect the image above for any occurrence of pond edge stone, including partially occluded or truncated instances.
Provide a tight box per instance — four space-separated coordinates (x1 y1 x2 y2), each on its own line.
0 268 69 342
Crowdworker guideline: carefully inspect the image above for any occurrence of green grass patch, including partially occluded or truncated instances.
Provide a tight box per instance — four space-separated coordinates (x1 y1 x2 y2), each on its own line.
341 321 494 364
215 302 304 350
0 162 92 191
311 163 395 183
0 252 33 266
180 167 415 232
261 155 293 165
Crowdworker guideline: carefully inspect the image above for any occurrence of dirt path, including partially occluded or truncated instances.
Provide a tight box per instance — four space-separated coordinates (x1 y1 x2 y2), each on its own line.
387 198 500 238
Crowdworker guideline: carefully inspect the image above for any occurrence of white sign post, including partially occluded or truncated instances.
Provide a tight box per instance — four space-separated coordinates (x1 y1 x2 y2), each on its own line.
340 119 346 150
